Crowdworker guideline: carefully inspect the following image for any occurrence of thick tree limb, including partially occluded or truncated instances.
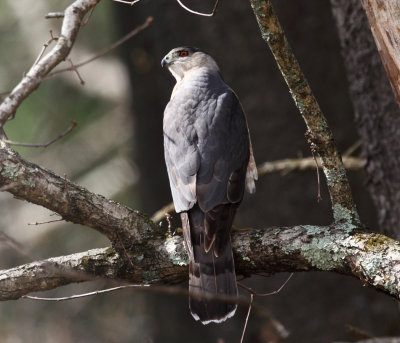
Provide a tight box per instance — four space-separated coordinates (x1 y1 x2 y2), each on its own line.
0 248 120 300
360 1 400 108
0 147 159 252
1 148 397 301
0 0 101 128
0 142 398 303
1 224 400 302
249 0 360 225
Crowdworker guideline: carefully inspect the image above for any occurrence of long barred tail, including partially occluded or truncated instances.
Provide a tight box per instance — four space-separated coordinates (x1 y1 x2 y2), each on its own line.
188 243 238 324
181 205 238 324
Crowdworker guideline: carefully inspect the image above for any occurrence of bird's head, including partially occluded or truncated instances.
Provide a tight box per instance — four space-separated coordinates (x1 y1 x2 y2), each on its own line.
161 47 219 81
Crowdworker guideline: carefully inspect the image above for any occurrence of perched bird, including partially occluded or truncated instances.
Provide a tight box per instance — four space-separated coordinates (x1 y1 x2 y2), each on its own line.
161 47 257 324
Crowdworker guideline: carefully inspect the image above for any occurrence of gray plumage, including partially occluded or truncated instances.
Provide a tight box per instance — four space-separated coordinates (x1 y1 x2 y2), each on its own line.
162 47 257 324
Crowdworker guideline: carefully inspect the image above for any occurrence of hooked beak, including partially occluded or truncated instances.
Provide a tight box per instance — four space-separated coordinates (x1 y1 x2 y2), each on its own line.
161 56 170 68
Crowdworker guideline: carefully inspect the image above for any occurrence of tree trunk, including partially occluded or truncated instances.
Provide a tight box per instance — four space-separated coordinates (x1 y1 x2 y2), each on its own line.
330 0 400 239
361 0 400 108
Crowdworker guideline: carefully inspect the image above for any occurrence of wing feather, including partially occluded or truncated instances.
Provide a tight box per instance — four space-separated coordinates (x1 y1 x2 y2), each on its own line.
163 101 200 213
196 90 250 212
164 83 252 213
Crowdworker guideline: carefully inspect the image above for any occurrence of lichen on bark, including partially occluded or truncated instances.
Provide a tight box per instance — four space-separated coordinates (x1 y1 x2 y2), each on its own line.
249 0 360 226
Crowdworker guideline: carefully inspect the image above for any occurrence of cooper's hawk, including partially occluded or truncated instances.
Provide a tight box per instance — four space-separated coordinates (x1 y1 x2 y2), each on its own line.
161 47 257 324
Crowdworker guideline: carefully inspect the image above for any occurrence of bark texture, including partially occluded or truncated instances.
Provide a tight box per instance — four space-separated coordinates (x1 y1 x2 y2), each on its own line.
331 0 400 239
0 248 120 300
249 0 360 225
0 147 162 257
1 224 400 302
0 147 399 302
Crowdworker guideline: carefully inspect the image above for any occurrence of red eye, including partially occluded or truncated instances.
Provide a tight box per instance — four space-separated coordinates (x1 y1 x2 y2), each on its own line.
179 50 189 57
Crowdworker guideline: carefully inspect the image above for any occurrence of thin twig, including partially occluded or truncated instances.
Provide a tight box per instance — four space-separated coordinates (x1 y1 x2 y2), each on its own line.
47 16 153 78
68 59 85 85
239 274 293 342
240 294 254 343
151 202 175 223
176 0 220 17
238 273 294 297
0 230 41 261
34 30 58 66
257 272 294 297
116 232 134 268
305 130 322 202
0 90 11 97
4 120 77 148
257 156 364 176
28 218 64 226
21 280 286 333
20 281 272 318
343 140 361 157
45 12 65 19
81 5 96 26
22 284 149 301
112 0 142 5
310 146 322 202
20 280 289 341
22 282 243 304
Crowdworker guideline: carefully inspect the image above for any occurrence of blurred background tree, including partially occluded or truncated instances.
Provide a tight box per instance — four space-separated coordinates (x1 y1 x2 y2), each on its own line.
0 0 399 342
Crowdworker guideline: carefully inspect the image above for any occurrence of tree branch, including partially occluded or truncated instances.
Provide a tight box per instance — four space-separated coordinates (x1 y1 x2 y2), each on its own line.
4 120 77 148
257 156 364 176
0 0 101 128
249 0 360 226
0 247 120 300
175 0 220 17
1 224 400 302
0 141 397 303
47 16 153 78
0 147 395 301
0 146 160 251
22 284 149 301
